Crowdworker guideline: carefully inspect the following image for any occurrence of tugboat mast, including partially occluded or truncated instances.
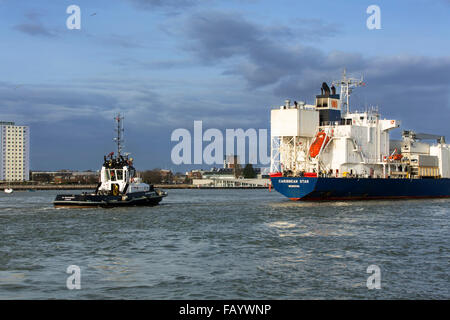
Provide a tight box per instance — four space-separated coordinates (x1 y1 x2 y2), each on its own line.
114 113 124 157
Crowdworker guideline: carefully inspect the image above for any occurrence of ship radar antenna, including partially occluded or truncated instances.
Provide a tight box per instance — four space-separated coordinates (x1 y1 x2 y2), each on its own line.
332 68 365 115
114 113 124 157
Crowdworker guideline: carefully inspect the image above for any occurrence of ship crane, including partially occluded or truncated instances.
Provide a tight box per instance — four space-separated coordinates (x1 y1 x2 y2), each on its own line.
402 130 446 144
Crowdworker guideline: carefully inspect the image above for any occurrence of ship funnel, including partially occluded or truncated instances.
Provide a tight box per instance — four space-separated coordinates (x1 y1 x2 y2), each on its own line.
331 85 336 95
285 99 291 108
322 82 330 97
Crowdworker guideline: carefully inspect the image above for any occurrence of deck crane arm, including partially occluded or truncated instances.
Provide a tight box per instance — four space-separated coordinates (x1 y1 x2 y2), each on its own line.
402 130 445 144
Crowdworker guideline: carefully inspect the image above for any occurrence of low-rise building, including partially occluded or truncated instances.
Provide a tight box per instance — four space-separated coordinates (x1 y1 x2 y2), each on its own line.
160 169 174 184
31 171 99 184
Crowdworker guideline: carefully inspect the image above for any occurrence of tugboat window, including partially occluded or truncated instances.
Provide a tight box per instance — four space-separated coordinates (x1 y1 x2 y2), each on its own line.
110 170 116 181
117 170 123 181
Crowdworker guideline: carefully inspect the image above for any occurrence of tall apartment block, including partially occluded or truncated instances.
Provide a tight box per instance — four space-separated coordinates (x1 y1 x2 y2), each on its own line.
0 122 30 181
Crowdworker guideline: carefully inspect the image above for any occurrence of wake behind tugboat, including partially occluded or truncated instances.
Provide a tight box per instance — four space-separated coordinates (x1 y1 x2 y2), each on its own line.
53 114 167 208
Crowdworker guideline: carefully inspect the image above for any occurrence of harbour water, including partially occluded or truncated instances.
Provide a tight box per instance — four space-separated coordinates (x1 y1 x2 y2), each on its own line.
0 189 448 299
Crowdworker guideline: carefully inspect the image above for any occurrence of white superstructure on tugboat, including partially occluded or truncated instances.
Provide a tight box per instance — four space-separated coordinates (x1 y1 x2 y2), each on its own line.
270 70 450 200
54 114 167 208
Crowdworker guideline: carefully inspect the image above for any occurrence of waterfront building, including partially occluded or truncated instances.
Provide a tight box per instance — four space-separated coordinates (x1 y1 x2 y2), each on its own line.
31 170 99 184
191 167 269 187
223 155 240 169
0 121 30 181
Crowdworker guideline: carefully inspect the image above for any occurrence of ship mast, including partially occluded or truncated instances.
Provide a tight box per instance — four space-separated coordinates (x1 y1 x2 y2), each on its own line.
332 68 365 115
114 113 124 157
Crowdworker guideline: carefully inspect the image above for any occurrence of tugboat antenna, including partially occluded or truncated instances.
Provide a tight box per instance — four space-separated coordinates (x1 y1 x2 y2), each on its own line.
114 113 124 157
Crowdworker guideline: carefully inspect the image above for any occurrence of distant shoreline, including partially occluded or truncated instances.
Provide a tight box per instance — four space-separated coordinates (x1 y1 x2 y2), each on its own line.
0 184 268 190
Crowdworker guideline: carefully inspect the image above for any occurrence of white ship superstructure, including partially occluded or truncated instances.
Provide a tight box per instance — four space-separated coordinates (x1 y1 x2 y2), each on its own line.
270 71 450 179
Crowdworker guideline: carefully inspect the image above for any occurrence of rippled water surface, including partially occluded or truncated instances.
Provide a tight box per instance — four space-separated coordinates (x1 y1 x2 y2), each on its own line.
0 189 449 299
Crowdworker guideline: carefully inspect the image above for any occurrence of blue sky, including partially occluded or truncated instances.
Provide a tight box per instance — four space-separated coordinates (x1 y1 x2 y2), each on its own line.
0 0 449 172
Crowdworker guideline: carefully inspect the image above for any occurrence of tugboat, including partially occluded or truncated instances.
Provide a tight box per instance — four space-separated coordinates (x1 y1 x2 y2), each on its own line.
53 114 167 208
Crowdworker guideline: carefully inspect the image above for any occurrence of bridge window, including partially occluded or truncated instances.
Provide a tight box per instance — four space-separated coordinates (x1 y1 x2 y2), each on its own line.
116 169 123 181
109 169 116 181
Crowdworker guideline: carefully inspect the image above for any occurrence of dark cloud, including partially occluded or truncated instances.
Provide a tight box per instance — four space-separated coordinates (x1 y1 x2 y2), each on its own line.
0 79 178 170
184 12 261 61
24 11 44 21
180 11 450 87
183 12 338 63
112 57 194 70
181 11 343 88
13 11 57 37
0 71 282 171
125 0 201 10
13 22 56 37
266 18 340 41
179 10 450 139
85 33 145 48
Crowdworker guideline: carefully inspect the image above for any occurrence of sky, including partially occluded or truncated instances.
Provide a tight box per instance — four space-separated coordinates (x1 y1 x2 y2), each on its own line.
0 0 449 172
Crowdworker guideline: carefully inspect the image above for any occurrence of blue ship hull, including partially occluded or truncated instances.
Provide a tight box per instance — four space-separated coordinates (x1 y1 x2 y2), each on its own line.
270 177 450 201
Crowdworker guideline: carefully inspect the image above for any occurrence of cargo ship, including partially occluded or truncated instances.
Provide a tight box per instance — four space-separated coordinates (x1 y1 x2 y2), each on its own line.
269 70 450 200
53 114 167 208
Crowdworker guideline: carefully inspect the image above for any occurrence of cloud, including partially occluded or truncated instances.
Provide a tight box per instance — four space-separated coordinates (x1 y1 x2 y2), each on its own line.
0 79 178 170
0 76 274 170
125 0 201 10
180 11 344 88
85 33 145 48
112 57 194 70
180 10 450 89
13 11 57 37
177 10 450 139
13 22 57 37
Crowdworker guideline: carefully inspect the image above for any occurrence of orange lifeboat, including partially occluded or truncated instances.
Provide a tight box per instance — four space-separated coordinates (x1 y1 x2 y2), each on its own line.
389 154 403 161
388 148 403 161
309 131 330 158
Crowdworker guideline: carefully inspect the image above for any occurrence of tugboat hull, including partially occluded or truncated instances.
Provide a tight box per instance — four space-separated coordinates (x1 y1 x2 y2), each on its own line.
53 191 167 208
